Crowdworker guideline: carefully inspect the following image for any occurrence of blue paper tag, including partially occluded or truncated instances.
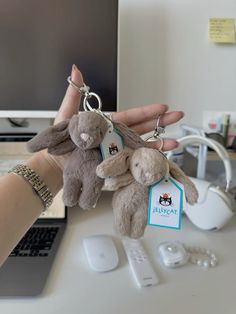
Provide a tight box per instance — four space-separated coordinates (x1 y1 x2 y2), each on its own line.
147 176 183 230
100 126 124 160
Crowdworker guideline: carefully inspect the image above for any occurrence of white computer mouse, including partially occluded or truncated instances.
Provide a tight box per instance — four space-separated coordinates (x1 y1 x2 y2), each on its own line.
83 234 119 272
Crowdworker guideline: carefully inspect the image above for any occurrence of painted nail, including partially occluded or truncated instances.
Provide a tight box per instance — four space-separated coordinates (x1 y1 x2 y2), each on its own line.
72 64 78 72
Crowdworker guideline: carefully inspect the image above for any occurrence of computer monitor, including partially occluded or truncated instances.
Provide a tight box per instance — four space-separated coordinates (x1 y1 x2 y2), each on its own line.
0 0 118 114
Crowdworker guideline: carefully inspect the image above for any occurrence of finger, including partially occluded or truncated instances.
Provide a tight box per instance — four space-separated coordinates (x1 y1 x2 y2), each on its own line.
131 111 184 135
54 64 84 124
147 139 179 151
159 111 184 126
112 104 168 126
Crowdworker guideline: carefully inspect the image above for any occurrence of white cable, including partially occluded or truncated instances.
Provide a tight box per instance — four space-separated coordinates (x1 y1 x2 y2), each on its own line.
167 135 232 192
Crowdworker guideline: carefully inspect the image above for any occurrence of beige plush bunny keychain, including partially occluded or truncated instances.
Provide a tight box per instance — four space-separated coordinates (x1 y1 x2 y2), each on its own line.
96 117 199 238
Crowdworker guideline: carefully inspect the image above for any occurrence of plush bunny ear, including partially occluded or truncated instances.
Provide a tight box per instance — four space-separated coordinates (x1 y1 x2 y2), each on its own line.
113 121 147 149
96 147 134 178
27 118 76 155
168 160 199 205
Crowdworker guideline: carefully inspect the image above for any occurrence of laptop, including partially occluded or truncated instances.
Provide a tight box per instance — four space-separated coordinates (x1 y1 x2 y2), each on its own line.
0 134 67 296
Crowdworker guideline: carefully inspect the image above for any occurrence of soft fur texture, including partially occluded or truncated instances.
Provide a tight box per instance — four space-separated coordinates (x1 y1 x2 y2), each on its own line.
112 121 146 149
102 172 134 191
112 181 148 239
27 112 146 209
97 147 199 238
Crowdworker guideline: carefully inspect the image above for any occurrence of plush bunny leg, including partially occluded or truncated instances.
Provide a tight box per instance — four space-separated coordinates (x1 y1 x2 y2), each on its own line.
112 182 148 239
169 160 198 205
63 174 82 207
112 186 134 237
130 207 148 239
113 207 132 237
79 174 104 210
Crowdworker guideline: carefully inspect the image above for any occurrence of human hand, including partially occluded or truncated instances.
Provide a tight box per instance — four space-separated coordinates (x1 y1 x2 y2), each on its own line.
31 64 184 196
55 65 184 151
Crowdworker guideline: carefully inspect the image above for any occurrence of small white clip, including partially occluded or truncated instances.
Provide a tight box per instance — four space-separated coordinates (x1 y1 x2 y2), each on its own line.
67 76 89 95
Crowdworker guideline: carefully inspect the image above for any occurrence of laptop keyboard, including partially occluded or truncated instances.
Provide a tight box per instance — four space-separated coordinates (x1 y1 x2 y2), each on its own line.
9 226 59 257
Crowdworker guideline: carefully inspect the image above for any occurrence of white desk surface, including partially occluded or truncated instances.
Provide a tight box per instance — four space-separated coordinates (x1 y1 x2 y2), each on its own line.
1 191 236 314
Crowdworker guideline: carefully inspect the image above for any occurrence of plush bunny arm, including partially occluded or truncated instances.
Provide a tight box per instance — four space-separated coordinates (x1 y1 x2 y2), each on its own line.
48 138 76 155
96 147 133 178
113 121 147 149
102 171 134 191
168 160 199 205
27 119 75 154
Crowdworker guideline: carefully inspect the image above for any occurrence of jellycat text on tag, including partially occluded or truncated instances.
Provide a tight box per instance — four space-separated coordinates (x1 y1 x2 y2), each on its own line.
147 176 184 229
100 125 124 160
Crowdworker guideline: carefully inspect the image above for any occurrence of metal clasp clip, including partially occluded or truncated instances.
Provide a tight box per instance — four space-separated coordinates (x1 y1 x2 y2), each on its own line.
145 116 165 151
67 75 113 130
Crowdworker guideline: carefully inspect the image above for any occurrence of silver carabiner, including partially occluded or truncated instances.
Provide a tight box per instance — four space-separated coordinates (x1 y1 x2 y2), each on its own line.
67 76 102 112
153 116 165 138
145 115 165 151
83 92 102 112
67 75 112 130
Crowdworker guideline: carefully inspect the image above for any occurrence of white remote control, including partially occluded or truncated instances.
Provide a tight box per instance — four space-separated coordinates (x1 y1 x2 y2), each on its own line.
121 238 159 288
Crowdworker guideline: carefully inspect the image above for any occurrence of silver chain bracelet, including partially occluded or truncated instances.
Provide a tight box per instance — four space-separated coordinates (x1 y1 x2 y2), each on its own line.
10 164 53 210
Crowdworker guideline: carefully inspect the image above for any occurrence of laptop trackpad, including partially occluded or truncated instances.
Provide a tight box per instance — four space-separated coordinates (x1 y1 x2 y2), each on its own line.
0 258 52 297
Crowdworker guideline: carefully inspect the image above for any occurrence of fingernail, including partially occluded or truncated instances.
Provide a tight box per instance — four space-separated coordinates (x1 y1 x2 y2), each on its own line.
72 64 78 73
71 64 78 80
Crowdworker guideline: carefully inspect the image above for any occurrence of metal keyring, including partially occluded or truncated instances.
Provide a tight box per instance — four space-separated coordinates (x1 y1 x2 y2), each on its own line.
145 115 165 151
153 116 165 138
67 76 103 112
67 75 113 130
83 93 102 112
145 135 164 151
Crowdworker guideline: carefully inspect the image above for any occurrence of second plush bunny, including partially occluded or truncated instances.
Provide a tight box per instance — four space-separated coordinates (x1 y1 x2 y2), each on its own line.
96 147 198 238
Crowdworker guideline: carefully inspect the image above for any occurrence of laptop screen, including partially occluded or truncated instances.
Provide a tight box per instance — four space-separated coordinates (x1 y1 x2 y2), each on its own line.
0 140 66 219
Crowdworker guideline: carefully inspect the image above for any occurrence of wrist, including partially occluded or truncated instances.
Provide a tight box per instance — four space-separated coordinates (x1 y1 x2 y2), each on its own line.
26 150 63 196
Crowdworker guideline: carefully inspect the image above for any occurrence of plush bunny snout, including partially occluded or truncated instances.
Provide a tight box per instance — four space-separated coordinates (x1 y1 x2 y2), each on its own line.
143 171 155 184
80 133 90 142
130 147 167 186
134 169 162 186
79 133 95 149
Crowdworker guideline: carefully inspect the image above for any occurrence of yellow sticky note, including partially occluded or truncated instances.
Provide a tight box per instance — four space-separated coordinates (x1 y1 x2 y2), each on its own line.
208 18 235 43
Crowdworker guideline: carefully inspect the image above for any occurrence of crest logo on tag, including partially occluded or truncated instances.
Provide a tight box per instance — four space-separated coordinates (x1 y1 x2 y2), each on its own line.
159 193 172 206
100 127 124 160
109 143 119 155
